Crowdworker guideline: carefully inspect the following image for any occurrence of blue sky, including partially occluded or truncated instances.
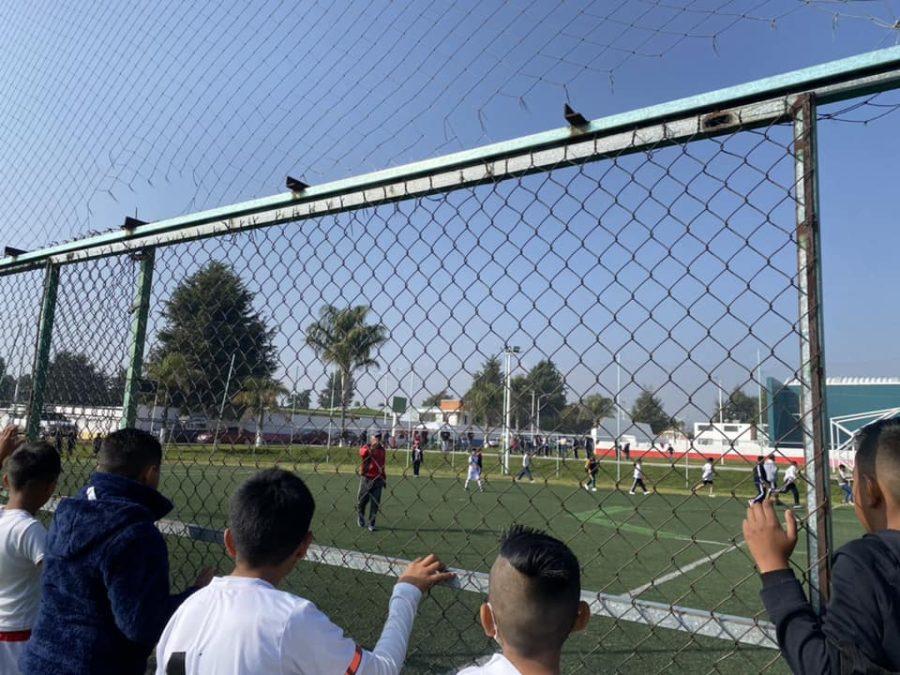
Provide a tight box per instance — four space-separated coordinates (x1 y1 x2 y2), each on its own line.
0 0 898 424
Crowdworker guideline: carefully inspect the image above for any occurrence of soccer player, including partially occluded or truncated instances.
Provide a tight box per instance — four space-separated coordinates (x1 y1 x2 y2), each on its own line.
764 454 781 503
0 427 58 675
629 460 648 495
465 448 484 492
514 450 534 483
156 469 455 674
743 417 900 672
694 457 715 497
458 526 589 674
780 461 801 507
749 456 767 505
358 434 387 531
411 440 423 477
837 463 854 504
583 455 598 492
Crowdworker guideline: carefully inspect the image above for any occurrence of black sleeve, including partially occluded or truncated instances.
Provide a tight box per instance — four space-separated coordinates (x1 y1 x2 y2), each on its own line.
760 554 881 675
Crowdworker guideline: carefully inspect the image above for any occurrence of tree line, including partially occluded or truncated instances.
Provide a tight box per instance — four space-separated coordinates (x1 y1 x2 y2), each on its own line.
0 260 766 439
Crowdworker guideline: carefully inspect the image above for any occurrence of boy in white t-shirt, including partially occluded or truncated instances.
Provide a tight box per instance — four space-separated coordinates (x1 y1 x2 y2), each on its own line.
458 526 589 674
156 468 454 674
0 429 61 674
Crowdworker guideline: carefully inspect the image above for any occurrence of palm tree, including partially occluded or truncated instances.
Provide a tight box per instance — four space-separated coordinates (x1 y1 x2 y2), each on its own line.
305 305 387 445
146 353 197 443
231 376 289 447
582 393 615 426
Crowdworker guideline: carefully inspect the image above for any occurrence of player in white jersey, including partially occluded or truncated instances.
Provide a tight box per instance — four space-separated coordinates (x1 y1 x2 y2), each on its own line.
464 449 484 492
693 457 716 497
629 460 648 495
778 461 801 506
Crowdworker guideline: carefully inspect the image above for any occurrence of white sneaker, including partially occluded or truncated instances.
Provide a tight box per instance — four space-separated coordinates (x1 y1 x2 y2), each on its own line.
583 484 589 492
591 487 597 492
628 491 635 495
643 491 649 496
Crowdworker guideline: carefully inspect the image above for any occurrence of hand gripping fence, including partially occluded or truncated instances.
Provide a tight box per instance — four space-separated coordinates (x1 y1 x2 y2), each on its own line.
2 46 900 673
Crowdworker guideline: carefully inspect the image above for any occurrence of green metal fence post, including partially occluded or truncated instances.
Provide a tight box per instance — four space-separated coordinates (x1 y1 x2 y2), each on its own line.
121 249 156 429
25 264 60 440
793 93 832 612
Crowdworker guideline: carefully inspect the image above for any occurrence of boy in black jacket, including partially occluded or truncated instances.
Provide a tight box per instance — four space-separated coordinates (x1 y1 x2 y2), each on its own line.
743 417 900 674
21 428 212 675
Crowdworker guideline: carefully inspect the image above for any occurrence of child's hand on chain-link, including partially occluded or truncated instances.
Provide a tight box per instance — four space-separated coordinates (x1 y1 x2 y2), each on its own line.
0 425 23 467
399 554 455 592
743 501 798 574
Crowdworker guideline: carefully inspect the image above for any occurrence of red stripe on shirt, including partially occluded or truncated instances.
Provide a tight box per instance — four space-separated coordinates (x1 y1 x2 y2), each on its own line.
0 630 31 642
345 644 363 675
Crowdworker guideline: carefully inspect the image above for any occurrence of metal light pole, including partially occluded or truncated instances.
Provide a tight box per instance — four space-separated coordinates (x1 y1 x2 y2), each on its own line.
536 393 550 436
407 372 415 468
326 372 336 449
502 344 520 475
718 377 724 424
213 353 236 453
616 353 621 483
288 365 300 450
530 390 536 441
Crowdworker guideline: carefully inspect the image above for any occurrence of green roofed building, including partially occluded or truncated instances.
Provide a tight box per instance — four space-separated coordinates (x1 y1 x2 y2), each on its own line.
766 377 900 455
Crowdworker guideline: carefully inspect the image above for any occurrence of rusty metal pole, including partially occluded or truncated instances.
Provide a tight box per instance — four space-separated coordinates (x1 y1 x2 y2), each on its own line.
793 93 832 611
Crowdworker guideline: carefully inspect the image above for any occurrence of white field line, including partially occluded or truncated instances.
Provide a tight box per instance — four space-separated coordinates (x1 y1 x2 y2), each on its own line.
626 541 748 598
40 498 775 649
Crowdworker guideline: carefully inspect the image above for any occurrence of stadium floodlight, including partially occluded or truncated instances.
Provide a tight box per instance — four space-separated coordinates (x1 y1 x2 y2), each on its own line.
122 216 147 231
3 246 27 258
564 103 588 127
285 176 309 192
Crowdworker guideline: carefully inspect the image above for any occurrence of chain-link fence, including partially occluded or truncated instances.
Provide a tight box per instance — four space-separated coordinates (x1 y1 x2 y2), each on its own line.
2 49 900 673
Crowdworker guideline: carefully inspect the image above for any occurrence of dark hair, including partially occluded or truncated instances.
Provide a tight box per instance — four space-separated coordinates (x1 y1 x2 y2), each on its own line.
855 417 900 480
494 525 581 656
99 428 162 480
229 469 315 567
5 441 61 490
756 456 764 462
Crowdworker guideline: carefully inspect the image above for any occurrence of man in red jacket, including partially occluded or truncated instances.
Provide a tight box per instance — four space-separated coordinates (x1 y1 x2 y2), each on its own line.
357 433 387 532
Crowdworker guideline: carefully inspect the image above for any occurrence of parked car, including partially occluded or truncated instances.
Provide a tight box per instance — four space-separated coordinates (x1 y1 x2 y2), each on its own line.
195 427 254 445
39 412 78 438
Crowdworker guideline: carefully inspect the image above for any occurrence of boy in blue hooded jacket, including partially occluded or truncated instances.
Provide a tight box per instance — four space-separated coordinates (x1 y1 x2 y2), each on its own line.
21 428 212 675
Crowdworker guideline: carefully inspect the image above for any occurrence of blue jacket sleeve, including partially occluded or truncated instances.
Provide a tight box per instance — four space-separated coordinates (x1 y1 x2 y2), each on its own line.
760 555 881 674
101 522 196 646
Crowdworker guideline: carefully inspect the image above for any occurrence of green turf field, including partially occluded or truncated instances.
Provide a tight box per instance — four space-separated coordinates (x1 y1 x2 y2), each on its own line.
51 444 861 674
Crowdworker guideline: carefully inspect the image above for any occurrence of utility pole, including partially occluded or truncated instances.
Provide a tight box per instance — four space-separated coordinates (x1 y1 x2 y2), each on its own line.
213 353 236 453
718 378 724 424
616 353 621 483
502 344 520 474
